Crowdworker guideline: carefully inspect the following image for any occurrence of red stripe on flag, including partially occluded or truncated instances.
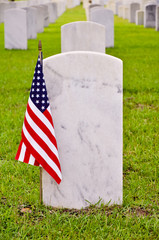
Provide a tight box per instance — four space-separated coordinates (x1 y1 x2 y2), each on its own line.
34 159 40 166
22 131 61 184
15 139 23 160
27 103 57 149
43 109 54 127
24 116 61 171
23 147 30 164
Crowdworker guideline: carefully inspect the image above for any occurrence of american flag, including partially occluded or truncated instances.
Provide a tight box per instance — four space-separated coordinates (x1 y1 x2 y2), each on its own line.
15 55 62 184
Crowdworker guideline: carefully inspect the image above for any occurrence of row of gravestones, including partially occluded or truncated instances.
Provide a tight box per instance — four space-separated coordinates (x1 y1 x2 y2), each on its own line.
2 1 123 209
106 0 159 31
0 0 66 23
2 0 81 49
41 7 123 208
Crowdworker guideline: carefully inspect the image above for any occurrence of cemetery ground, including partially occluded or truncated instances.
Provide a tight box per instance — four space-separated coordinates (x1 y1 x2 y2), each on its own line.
0 5 159 239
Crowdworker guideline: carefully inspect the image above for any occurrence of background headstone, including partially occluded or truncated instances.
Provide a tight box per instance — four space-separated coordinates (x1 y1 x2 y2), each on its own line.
115 1 122 15
123 5 129 20
129 2 140 23
89 8 114 47
4 8 27 49
40 4 49 27
156 5 159 30
42 51 123 209
32 6 44 33
23 7 37 39
61 21 106 53
86 4 104 21
47 2 57 23
144 4 157 28
136 10 144 25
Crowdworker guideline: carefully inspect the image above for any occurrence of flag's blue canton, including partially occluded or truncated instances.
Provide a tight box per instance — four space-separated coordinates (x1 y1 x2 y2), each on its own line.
30 57 49 113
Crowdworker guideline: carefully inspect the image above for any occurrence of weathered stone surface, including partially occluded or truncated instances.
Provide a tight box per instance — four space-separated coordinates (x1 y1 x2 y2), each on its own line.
61 21 106 53
144 4 157 28
42 51 123 209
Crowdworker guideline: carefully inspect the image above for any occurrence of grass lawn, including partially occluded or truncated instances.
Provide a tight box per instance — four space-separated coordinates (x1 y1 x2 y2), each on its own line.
0 4 159 239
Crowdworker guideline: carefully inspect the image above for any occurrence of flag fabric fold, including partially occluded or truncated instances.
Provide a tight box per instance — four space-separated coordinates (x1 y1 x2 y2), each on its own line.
15 55 62 184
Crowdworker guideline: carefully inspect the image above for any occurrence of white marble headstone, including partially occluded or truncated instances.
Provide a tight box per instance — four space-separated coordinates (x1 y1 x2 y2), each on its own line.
42 51 123 209
23 7 37 39
32 6 44 33
118 5 124 18
156 6 159 31
61 21 106 53
136 10 144 25
47 2 57 23
0 3 10 23
144 4 157 28
129 2 140 23
123 5 129 20
4 9 27 49
116 1 122 15
87 4 104 20
89 8 114 48
40 4 49 27
53 0 66 17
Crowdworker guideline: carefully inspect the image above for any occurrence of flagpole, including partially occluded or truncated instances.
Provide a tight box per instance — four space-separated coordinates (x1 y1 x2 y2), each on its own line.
38 40 43 204
38 40 42 66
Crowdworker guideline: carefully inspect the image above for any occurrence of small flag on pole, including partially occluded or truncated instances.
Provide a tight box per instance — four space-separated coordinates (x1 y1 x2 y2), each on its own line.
15 48 62 184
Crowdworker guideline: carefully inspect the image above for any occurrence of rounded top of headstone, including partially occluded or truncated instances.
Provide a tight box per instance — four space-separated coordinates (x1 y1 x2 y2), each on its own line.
61 21 105 30
89 4 103 9
90 7 114 15
44 51 122 68
61 22 106 53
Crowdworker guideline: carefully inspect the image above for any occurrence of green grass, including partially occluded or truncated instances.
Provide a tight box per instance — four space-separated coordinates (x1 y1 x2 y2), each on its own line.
0 5 159 239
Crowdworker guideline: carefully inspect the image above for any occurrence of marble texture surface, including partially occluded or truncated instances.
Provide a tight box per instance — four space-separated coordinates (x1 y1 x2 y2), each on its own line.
4 9 27 49
144 4 157 28
136 10 144 25
129 3 140 23
61 21 106 53
89 8 114 48
42 51 123 209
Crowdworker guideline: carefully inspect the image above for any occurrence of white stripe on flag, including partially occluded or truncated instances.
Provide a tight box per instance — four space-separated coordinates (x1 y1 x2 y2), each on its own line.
23 123 62 180
25 110 59 159
28 98 55 138
28 154 35 165
18 143 26 162
47 106 52 115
